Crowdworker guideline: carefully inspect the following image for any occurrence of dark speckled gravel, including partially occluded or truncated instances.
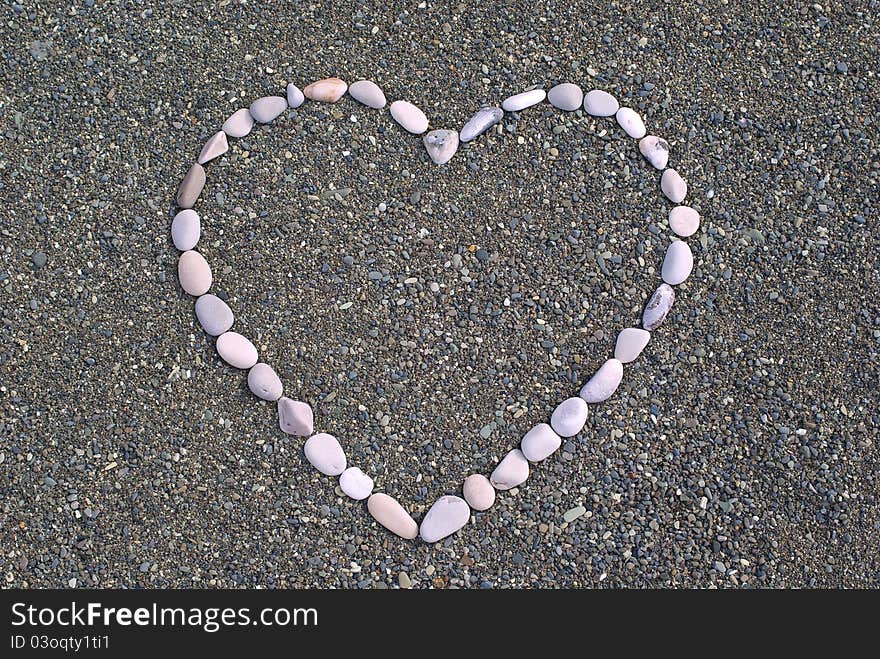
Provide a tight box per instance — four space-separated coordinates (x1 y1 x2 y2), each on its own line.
0 1 878 588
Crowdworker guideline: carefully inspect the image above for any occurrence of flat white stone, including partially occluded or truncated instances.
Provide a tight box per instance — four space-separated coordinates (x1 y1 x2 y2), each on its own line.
348 80 386 109
462 474 495 511
222 108 254 138
583 89 619 116
197 131 228 165
616 107 646 139
520 423 562 462
194 293 233 336
339 467 373 500
249 96 287 123
501 88 546 112
390 100 429 134
579 358 624 403
171 209 200 251
662 240 694 285
216 331 258 370
247 362 283 401
642 283 675 331
177 250 211 296
303 77 347 103
277 397 314 436
614 328 650 363
547 83 583 111
460 106 503 142
550 397 589 437
420 495 470 543
176 163 205 209
304 433 346 476
638 135 669 169
423 129 459 165
367 493 418 539
669 206 700 237
286 83 305 108
661 168 687 203
490 449 529 490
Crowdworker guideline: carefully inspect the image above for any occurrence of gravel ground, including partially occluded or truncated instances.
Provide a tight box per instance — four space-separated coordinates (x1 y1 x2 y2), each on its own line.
1 1 878 589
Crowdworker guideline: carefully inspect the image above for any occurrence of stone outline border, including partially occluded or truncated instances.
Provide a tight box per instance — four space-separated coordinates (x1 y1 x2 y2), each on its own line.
171 77 699 544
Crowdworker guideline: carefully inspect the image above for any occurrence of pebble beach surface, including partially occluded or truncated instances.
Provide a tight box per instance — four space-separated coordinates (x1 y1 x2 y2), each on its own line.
1 2 878 588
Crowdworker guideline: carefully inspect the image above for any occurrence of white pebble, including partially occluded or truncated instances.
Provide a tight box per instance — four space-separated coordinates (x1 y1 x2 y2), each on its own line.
642 284 675 331
583 89 619 116
661 168 688 203
615 107 646 138
390 100 429 134
348 80 386 109
171 209 200 251
247 363 283 401
222 108 254 138
463 474 495 510
669 206 700 237
490 449 529 490
216 331 258 369
177 250 211 296
638 135 669 169
614 328 650 363
520 423 562 462
550 397 589 437
367 493 418 539
339 467 374 500
419 495 470 543
662 240 694 285
249 96 287 123
286 83 305 108
197 131 229 165
579 358 624 403
547 83 583 111
501 88 546 112
304 433 346 476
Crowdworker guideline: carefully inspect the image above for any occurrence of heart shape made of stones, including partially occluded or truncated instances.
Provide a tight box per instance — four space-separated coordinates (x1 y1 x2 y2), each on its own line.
172 76 700 545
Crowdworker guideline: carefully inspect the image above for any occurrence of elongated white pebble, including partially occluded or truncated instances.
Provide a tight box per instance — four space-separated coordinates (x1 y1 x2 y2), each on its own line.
194 293 233 336
662 240 694 285
216 331 258 369
177 250 211 296
277 397 314 436
249 96 287 123
367 493 418 539
463 474 495 511
550 397 588 437
197 131 228 165
348 80 386 108
390 100 429 134
579 358 624 403
661 168 688 203
501 88 546 112
304 433 346 476
420 495 470 543
669 206 700 237
247 362 283 401
339 467 373 500
176 163 205 209
286 83 305 108
222 108 254 138
616 107 646 139
583 89 619 116
490 449 529 490
460 106 503 142
642 283 675 331
520 423 562 462
171 209 200 251
303 77 348 103
614 328 650 363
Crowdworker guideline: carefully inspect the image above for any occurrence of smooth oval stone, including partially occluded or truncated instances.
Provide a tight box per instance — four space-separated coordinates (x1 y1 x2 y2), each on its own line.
197 131 228 165
222 108 254 138
547 83 583 111
277 397 314 436
348 79 386 109
583 89 619 116
367 493 418 539
216 331 258 369
615 328 651 363
550 396 588 437
662 240 694 285
249 96 287 123
462 474 495 511
176 163 205 209
177 250 211 296
194 293 233 336
616 107 646 139
460 106 503 142
419 495 470 543
339 467 373 500
303 77 347 103
423 129 459 165
171 209 200 251
520 423 562 462
642 283 675 331
247 362 283 401
304 433 346 476
669 206 700 237
490 449 529 490
390 100 428 134
286 83 305 108
579 358 624 403
501 88 546 112
638 135 669 169
661 168 688 203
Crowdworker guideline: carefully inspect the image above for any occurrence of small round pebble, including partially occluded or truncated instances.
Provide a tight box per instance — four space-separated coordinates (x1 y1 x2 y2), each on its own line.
339 467 373 500
669 206 701 237
615 107 646 139
171 209 200 251
579 358 624 403
177 250 211 296
389 100 429 134
247 362 283 401
463 474 495 511
215 331 258 369
550 396 589 437
583 89 619 116
520 423 562 462
194 293 233 336
614 328 651 363
490 449 529 490
662 240 694 285
304 433 347 476
367 493 418 540
348 80 386 108
547 83 583 111
661 168 688 203
419 495 470 543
